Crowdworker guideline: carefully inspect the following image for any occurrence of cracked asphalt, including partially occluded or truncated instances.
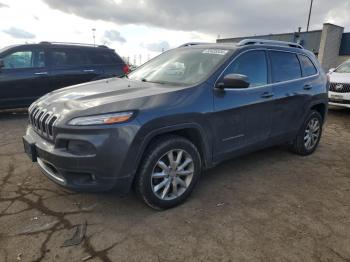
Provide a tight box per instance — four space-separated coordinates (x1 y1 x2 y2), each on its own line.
0 108 349 262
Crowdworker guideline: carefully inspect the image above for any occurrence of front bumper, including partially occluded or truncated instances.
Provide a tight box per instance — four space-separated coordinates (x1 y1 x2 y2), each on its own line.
23 123 140 194
328 91 350 108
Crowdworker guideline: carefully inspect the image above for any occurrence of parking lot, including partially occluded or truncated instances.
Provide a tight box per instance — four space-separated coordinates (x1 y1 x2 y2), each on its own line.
0 108 349 261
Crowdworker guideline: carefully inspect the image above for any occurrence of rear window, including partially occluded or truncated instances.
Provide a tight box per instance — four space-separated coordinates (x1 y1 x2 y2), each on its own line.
88 50 122 65
269 51 301 83
51 49 89 67
299 55 317 76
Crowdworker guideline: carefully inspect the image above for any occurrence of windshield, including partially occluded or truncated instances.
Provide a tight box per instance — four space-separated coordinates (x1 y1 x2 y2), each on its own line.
335 60 350 73
128 47 232 85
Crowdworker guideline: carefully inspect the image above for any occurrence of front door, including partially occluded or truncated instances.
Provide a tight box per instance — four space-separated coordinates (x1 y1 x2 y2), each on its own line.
0 47 49 108
212 50 274 161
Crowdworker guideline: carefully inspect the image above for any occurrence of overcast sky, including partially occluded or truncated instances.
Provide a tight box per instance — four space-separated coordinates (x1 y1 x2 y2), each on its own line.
0 0 349 64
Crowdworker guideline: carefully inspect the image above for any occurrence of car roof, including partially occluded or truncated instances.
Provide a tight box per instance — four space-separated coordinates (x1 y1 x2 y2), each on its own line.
178 41 315 57
0 43 113 52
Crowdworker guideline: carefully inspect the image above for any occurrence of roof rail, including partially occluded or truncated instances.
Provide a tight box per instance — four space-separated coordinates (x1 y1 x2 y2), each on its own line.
39 41 109 48
238 39 303 49
178 42 210 48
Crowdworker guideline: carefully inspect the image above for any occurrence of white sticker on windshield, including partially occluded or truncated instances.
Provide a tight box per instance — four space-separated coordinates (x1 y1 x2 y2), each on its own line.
202 49 228 55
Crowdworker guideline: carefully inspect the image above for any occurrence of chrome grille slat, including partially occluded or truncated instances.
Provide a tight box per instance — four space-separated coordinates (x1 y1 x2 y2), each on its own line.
28 106 59 141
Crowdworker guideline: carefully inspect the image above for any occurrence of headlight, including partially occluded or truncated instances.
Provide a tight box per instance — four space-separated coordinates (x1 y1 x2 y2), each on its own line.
68 111 134 126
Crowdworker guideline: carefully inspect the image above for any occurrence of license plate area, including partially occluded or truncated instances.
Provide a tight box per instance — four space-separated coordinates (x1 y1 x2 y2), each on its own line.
330 94 344 101
23 137 37 162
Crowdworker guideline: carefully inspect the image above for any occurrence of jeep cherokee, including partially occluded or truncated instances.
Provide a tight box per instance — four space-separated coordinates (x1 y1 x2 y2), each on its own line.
23 39 328 210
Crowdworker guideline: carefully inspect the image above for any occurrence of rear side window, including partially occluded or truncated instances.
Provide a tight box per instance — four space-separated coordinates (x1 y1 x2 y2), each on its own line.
269 51 301 83
51 49 89 67
223 50 267 87
299 55 317 76
88 50 122 65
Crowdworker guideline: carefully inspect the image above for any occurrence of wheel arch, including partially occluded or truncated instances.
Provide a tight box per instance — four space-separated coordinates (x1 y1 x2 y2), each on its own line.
310 103 327 120
133 124 212 177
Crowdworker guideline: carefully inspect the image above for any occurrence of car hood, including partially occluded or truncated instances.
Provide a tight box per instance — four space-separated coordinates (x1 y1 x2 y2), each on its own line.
329 72 350 83
33 77 188 119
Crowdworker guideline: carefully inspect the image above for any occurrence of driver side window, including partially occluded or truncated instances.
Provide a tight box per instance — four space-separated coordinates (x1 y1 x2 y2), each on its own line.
3 49 46 69
223 50 267 87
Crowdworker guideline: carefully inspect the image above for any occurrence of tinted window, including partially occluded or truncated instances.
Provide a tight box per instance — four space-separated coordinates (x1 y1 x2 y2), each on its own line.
270 51 301 82
299 55 317 76
88 50 122 65
51 49 88 67
223 50 267 87
3 49 45 69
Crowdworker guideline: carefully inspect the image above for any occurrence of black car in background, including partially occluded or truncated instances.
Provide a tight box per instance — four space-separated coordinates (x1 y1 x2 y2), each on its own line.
0 42 128 109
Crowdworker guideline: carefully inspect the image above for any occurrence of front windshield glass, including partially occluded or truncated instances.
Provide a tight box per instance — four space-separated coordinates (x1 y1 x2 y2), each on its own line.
128 47 232 85
335 61 350 73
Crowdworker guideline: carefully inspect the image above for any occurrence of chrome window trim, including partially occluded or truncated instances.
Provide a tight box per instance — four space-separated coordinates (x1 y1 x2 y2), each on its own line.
214 48 320 91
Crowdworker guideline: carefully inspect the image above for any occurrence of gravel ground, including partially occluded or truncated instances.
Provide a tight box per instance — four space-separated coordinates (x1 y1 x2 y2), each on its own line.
0 107 349 262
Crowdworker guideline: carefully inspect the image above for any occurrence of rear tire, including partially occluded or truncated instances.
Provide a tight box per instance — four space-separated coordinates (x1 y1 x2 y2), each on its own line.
135 135 202 210
290 110 323 156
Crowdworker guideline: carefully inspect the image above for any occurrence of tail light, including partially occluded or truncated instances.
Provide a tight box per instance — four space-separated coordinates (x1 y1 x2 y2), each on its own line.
123 64 130 75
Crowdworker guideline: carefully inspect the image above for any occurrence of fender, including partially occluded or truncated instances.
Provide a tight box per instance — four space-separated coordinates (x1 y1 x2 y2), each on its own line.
124 122 213 181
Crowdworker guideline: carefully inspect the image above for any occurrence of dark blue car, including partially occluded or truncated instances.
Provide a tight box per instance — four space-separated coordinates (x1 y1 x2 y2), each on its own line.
23 39 328 209
0 42 128 109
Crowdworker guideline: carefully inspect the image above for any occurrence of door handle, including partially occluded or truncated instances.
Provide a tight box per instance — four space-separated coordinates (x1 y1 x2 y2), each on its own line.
261 92 274 98
303 84 312 90
34 72 48 75
83 69 95 72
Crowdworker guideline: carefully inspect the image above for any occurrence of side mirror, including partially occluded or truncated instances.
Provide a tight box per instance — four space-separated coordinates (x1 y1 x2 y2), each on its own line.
216 74 250 89
329 68 335 73
0 59 4 69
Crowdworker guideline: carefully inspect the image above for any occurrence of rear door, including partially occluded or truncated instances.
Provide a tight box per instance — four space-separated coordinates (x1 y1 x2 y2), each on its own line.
48 47 99 90
87 49 125 78
0 47 49 108
268 50 311 139
212 49 273 160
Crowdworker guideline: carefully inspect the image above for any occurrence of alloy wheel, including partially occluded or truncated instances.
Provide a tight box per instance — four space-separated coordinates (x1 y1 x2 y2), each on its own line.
151 149 194 201
304 117 320 150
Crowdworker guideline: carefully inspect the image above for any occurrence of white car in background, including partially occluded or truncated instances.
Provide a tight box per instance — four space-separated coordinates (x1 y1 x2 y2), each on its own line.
328 59 350 108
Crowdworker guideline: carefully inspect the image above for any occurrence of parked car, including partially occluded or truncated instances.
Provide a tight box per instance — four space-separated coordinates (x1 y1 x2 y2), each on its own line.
328 59 350 108
0 42 128 109
23 39 328 210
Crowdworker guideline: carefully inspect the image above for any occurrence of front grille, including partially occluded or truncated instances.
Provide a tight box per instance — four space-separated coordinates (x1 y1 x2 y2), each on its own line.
330 82 350 93
28 105 59 140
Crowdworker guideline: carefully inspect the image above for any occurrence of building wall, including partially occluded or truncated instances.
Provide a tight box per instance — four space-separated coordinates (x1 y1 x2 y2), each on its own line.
318 23 344 71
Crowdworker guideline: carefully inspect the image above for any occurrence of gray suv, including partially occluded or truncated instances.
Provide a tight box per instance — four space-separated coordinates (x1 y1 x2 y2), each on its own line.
23 39 328 209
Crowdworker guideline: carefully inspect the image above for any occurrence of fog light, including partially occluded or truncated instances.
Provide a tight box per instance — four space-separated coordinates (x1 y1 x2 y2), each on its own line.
67 140 96 155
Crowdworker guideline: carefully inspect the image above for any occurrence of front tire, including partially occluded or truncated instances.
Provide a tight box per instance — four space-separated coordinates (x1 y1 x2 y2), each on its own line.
135 135 202 210
291 110 323 156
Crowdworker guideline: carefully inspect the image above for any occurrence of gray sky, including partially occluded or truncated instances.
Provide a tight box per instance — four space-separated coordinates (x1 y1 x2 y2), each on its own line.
1 0 349 63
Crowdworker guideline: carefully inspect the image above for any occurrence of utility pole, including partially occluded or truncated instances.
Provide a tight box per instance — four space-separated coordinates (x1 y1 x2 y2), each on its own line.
306 0 314 32
92 28 96 46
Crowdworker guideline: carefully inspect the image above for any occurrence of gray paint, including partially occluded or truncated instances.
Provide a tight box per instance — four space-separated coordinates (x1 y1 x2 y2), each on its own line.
23 43 328 194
